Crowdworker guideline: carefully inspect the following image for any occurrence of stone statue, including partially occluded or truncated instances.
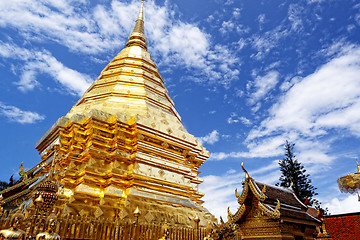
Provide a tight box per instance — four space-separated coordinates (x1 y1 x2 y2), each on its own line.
36 213 60 240
0 209 26 240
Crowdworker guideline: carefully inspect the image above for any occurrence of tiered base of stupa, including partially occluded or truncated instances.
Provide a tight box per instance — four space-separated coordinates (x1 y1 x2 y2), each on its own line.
35 109 214 227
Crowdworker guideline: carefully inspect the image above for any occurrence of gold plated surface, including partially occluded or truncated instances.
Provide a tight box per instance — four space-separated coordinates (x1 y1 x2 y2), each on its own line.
7 0 215 228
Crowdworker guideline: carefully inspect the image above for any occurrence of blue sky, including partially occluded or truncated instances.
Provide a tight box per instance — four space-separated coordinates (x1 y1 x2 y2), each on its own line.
1 0 360 218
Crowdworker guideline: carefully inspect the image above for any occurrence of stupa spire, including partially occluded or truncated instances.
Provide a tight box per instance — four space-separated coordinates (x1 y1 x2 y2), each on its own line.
126 0 147 50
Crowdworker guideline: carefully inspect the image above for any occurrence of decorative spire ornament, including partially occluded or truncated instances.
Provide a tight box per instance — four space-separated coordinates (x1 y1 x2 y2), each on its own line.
126 0 147 50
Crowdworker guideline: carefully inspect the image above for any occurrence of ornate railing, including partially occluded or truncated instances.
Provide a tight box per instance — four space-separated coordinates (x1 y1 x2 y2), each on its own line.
0 210 242 240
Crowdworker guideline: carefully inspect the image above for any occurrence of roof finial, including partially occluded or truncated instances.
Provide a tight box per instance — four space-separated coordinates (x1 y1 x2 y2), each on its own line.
357 159 360 173
126 0 147 50
289 178 294 189
241 162 250 180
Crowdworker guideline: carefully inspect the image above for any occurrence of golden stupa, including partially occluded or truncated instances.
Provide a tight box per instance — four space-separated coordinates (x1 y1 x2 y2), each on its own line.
0 2 327 239
3 0 214 228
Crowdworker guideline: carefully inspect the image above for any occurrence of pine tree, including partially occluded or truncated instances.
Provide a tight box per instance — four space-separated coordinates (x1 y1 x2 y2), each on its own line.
0 181 8 191
276 140 318 205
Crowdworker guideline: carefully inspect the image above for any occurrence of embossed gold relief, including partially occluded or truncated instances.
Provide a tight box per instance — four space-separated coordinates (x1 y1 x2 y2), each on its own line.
258 200 280 219
36 212 61 240
0 208 26 240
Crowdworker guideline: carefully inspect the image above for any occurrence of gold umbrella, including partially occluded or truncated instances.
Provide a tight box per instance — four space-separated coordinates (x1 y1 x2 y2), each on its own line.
337 160 360 200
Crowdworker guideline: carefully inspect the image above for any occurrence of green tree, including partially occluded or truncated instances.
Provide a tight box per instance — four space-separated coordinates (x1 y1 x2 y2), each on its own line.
0 181 8 191
276 140 318 205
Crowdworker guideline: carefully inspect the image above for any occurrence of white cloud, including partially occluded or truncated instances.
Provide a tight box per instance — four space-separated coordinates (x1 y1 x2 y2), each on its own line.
0 0 240 88
200 171 244 219
233 8 241 18
0 102 45 124
250 9 304 60
0 42 92 96
220 21 235 35
258 14 266 30
288 4 304 32
198 130 220 145
324 195 360 214
248 44 360 140
248 70 279 105
163 23 210 67
227 113 252 126
211 136 283 161
213 43 360 179
0 0 119 54
250 160 279 175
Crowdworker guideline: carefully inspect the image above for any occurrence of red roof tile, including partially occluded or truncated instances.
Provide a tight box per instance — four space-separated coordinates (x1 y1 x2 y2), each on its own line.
324 212 360 240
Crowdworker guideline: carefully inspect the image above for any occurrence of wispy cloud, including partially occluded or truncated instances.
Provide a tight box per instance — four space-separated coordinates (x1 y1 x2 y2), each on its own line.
0 102 45 124
324 195 360 214
0 0 240 88
227 113 252 126
211 135 285 161
248 70 279 106
198 130 220 145
0 42 92 96
248 44 360 140
212 43 360 177
200 170 243 219
0 0 120 54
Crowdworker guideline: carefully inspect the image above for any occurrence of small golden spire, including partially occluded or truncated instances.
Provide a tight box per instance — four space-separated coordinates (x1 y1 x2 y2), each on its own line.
138 0 144 21
290 178 294 189
357 159 360 173
133 206 141 217
126 0 147 50
241 162 250 180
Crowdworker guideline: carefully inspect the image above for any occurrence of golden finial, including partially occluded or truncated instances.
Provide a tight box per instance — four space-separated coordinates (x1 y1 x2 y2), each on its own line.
138 0 144 21
19 162 24 176
219 216 225 225
133 206 141 217
126 0 147 50
241 162 250 180
290 178 294 189
193 215 200 229
357 159 360 173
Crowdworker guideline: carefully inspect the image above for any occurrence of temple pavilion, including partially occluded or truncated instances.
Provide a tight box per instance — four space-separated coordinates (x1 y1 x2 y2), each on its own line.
219 163 322 239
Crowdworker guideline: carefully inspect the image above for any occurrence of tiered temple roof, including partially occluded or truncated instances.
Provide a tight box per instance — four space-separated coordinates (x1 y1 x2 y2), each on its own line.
219 163 321 239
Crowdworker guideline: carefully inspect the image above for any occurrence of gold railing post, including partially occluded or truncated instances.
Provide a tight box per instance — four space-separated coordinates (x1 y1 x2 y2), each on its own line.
132 206 141 240
194 215 200 240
